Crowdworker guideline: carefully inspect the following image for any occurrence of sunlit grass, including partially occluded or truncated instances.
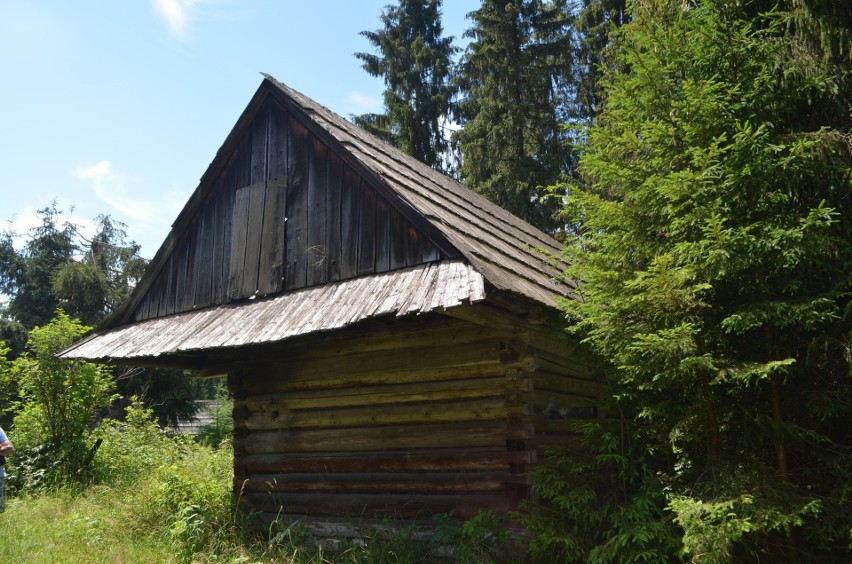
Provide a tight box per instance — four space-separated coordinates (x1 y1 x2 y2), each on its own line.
0 488 170 563
0 400 505 562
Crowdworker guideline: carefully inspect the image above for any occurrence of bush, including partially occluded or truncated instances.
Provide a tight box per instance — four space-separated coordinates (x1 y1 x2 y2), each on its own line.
91 397 182 486
196 380 234 447
6 311 115 488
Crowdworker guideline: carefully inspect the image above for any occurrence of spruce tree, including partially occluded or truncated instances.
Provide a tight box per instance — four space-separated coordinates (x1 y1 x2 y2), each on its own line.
530 0 852 560
455 0 575 233
0 203 77 330
355 0 458 172
573 0 628 118
53 215 147 326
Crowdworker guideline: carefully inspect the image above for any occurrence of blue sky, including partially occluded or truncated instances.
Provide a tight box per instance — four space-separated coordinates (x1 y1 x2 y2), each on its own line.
0 0 477 259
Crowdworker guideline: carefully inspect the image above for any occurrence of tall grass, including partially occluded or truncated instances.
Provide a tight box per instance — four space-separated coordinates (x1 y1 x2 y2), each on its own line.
0 400 511 562
0 399 289 562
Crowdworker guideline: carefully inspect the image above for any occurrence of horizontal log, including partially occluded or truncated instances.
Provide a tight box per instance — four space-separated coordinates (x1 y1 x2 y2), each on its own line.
237 375 527 412
251 363 513 393
535 350 597 380
239 339 502 394
241 471 527 494
241 397 514 430
532 373 600 399
237 421 532 454
274 321 521 361
241 448 533 474
529 328 574 354
239 492 518 519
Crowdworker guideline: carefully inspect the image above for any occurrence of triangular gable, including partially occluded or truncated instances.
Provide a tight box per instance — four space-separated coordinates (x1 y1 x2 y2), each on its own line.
263 76 573 309
114 86 461 326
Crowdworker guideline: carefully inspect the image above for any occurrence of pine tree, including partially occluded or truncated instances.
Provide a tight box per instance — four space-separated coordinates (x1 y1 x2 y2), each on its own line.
0 203 77 330
455 0 575 233
534 0 852 560
53 215 147 326
573 0 628 118
355 0 458 172
0 207 206 428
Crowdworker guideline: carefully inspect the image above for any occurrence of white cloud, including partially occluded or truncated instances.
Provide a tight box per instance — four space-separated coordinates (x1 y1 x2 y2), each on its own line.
151 0 200 41
74 160 183 226
2 204 95 252
76 160 112 180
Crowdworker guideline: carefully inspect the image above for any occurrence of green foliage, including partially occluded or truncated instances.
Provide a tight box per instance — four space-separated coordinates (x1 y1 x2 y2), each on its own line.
356 0 458 173
0 436 277 562
668 493 821 563
90 397 181 486
0 207 145 330
318 511 509 563
0 309 28 361
572 0 629 118
0 205 205 430
52 214 147 327
543 0 852 560
519 421 678 563
93 399 249 561
0 203 77 330
197 379 234 447
455 0 577 232
7 310 115 487
114 365 211 427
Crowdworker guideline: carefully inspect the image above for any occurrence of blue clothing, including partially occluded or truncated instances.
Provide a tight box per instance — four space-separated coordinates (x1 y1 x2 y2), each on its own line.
0 427 6 479
0 426 6 512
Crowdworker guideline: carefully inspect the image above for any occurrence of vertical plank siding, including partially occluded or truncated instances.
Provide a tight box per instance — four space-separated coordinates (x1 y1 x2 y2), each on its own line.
340 165 361 281
306 137 328 286
326 154 344 282
134 99 446 322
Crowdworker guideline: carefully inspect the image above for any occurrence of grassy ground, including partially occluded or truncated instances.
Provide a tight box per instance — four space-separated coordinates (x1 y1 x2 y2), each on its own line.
0 453 289 562
0 452 505 559
0 485 506 563
0 402 510 562
0 489 174 563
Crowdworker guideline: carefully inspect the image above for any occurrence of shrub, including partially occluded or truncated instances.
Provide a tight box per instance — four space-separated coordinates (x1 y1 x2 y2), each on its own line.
6 311 115 488
91 397 182 486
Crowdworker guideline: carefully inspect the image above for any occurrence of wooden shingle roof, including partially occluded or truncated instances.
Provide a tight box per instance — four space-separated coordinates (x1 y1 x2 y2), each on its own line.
262 75 569 307
60 76 572 364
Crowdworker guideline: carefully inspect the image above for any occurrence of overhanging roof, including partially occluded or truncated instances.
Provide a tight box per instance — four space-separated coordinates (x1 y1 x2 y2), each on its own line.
60 261 485 363
260 75 571 308
61 76 574 364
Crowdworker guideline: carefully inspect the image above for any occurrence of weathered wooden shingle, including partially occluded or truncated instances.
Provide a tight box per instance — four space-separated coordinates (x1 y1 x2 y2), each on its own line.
263 75 570 307
62 77 573 362
60 261 485 362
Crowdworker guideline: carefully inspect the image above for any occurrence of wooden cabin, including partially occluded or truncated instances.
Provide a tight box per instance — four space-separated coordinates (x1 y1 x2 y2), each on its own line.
60 75 600 533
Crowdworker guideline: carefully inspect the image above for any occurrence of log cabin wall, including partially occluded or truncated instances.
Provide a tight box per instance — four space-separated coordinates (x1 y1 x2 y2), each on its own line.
56 78 597 531
229 316 536 524
528 329 601 460
132 97 446 322
226 311 600 526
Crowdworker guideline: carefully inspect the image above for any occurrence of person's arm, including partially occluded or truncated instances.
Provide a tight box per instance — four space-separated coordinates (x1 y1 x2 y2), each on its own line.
0 439 14 457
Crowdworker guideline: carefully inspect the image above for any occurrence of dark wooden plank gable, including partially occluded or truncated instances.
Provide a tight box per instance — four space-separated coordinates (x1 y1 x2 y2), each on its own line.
285 114 310 291
257 102 289 296
131 95 452 322
339 164 362 280
326 153 344 282
193 197 214 309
